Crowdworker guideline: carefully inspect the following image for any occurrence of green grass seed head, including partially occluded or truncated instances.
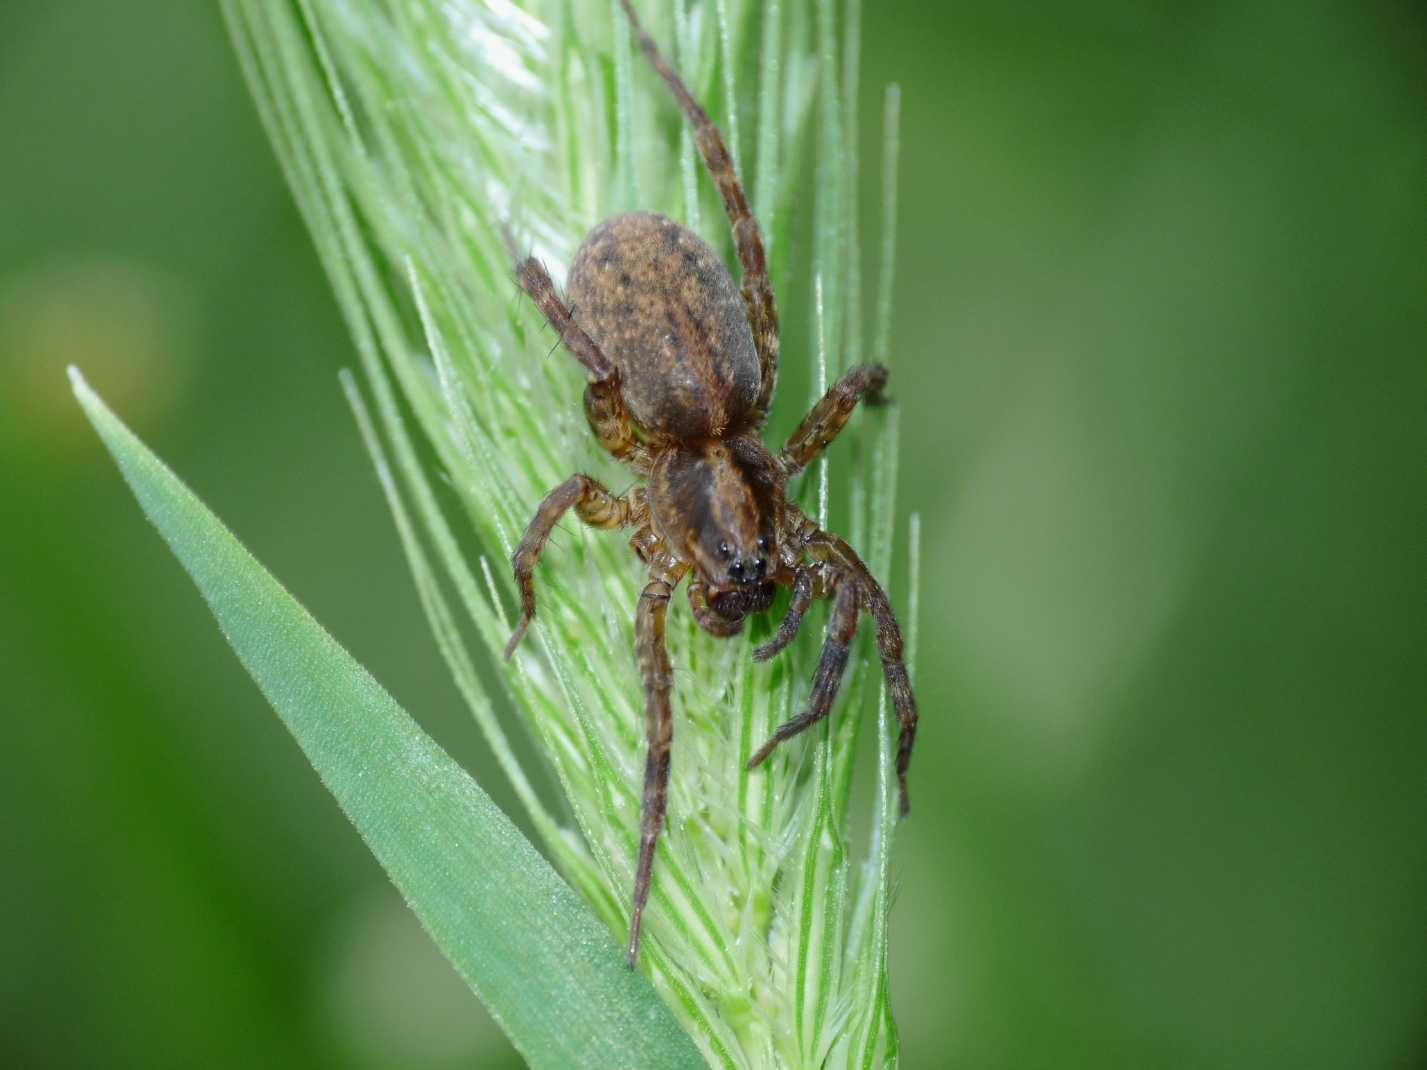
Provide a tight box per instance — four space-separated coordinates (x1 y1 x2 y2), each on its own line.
225 0 912 1064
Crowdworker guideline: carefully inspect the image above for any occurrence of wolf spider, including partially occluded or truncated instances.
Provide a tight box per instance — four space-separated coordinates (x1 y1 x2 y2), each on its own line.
505 0 919 965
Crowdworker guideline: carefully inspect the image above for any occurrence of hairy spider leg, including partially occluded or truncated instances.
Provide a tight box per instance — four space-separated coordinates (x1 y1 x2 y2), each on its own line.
873 593 919 819
748 578 860 768
779 362 890 476
505 475 637 658
752 563 815 661
514 257 648 467
629 567 683 964
617 0 781 423
749 511 919 816
813 524 919 817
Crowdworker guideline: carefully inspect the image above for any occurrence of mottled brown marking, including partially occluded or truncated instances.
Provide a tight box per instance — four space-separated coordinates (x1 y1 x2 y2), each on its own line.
567 212 759 439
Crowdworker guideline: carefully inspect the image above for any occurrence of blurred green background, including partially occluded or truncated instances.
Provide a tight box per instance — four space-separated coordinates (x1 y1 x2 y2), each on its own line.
3 1 1424 1067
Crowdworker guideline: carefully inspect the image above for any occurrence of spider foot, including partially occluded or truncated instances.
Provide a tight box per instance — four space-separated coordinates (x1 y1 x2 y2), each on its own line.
746 736 779 770
746 719 802 769
503 613 533 659
865 362 891 405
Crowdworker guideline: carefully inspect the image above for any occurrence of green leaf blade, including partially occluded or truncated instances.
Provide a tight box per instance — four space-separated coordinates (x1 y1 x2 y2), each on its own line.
70 368 704 1070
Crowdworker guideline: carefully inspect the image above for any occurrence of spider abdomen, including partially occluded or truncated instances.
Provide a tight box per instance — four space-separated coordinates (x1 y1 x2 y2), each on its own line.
567 211 759 438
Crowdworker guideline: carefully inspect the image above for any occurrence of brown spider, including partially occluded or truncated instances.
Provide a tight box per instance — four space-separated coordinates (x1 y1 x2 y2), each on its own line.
506 0 918 966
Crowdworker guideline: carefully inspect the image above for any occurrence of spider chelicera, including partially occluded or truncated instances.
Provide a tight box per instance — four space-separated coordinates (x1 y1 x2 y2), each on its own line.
506 0 919 965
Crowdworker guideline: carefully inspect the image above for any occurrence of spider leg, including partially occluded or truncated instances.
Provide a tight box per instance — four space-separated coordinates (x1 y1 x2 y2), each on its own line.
809 522 918 817
505 475 635 658
584 381 651 470
780 363 889 477
748 578 860 767
617 0 781 422
752 509 920 816
752 564 815 661
514 257 647 466
872 583 918 818
629 572 678 964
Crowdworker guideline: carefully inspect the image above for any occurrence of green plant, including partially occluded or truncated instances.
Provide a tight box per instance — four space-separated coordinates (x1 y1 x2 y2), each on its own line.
77 0 914 1065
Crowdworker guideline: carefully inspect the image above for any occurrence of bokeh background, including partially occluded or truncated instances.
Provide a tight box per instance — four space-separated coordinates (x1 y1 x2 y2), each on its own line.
3 2 1424 1067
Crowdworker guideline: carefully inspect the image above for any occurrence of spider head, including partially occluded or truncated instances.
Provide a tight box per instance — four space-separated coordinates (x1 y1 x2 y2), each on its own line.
651 438 783 611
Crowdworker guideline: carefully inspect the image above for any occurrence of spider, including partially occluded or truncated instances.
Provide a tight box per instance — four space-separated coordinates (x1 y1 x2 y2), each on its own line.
506 0 918 966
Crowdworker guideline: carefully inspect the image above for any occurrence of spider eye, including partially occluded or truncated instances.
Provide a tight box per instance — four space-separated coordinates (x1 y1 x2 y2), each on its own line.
717 541 733 559
756 536 770 553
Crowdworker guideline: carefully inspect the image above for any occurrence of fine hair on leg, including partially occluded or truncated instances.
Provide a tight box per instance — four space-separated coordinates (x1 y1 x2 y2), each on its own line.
748 578 860 768
780 362 889 476
629 575 675 963
506 475 633 657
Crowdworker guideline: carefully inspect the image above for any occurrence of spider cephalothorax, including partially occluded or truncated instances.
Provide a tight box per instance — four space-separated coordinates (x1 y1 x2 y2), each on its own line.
506 0 919 966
